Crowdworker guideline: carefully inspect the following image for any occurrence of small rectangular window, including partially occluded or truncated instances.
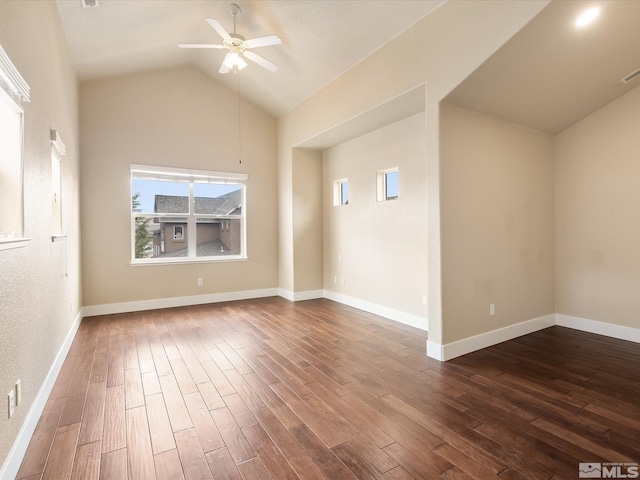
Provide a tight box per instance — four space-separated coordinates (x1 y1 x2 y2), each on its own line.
131 165 247 264
377 168 399 202
385 170 399 200
333 179 349 206
51 130 66 239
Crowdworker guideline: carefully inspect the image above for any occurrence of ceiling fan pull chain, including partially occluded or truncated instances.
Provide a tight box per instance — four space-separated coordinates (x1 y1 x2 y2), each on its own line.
237 72 242 164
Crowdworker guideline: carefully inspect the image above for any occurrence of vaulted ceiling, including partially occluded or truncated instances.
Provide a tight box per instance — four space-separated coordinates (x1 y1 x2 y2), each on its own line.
56 0 446 118
56 0 640 132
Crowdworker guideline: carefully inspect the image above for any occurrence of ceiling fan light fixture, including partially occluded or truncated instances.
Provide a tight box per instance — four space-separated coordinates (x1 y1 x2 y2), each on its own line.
179 3 280 74
224 52 247 70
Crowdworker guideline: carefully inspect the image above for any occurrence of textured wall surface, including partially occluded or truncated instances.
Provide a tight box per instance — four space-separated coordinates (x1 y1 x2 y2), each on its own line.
555 84 640 329
80 66 278 307
440 104 555 344
323 113 428 321
0 0 81 470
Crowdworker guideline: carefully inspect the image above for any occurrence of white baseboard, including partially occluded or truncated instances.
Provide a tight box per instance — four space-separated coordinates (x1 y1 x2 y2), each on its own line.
277 289 324 302
430 314 556 361
83 288 279 317
0 309 83 480
323 290 428 331
426 313 640 362
556 313 640 344
426 340 445 361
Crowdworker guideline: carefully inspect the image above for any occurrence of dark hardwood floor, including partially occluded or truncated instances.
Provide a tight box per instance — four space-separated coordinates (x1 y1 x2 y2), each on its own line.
15 297 640 479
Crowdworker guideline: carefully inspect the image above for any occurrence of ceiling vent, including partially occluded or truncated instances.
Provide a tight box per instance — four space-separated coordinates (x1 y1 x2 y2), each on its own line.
81 0 99 8
620 67 640 85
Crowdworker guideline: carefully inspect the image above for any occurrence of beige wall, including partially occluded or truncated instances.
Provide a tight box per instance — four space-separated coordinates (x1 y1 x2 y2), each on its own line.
292 148 324 293
81 66 278 306
278 0 549 343
440 103 555 343
0 0 81 471
555 84 640 329
323 113 428 320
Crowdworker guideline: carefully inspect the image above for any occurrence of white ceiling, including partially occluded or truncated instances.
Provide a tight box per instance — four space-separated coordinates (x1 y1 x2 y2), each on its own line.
445 0 640 134
56 0 445 118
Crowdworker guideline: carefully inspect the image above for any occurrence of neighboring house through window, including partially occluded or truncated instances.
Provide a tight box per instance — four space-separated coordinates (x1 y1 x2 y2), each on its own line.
0 45 30 250
131 164 247 263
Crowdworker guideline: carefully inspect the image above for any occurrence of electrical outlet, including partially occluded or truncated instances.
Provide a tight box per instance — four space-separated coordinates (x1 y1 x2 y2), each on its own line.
197 278 203 286
338 254 342 263
15 380 21 405
422 295 428 306
8 389 15 418
333 276 337 284
490 304 496 316
340 277 345 285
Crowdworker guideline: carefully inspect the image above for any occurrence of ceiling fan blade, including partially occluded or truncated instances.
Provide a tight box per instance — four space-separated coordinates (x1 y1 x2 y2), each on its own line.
243 50 279 72
178 44 225 49
219 53 232 74
206 17 231 42
244 34 282 49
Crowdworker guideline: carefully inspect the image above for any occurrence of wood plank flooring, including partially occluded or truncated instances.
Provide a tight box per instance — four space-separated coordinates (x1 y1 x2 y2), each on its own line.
16 297 640 479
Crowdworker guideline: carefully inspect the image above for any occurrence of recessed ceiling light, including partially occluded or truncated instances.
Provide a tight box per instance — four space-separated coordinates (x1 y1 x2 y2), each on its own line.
575 7 600 28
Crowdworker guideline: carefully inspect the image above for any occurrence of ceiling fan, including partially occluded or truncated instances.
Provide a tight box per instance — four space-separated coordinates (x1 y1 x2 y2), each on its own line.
179 3 281 74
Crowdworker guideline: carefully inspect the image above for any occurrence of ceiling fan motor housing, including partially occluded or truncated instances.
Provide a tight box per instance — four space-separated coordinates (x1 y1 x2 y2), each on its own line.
225 34 247 52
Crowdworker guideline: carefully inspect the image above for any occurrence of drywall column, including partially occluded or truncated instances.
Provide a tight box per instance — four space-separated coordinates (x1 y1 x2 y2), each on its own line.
425 100 443 348
292 148 324 295
278 146 295 295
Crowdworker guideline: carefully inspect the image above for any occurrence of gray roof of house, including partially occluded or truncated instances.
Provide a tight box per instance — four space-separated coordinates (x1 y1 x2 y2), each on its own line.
154 189 242 216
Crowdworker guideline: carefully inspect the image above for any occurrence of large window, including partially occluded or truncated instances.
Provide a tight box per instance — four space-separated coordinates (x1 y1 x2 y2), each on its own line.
0 45 30 250
131 165 247 264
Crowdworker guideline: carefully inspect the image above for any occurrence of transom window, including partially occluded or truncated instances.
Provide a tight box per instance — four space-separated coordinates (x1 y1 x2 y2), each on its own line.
333 179 349 206
51 129 66 240
131 164 247 264
377 168 399 202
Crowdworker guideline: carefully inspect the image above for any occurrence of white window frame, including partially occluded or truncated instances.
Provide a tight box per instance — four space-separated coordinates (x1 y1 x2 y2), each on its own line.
173 225 184 241
130 164 248 265
0 45 30 251
333 178 349 206
376 167 399 202
51 129 66 241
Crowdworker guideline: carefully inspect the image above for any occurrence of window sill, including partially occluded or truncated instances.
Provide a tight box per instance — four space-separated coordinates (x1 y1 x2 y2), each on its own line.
130 255 248 266
0 237 32 251
51 234 67 242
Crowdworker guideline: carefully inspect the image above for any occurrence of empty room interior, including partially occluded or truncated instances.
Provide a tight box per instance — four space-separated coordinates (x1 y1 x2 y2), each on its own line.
1 0 640 478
